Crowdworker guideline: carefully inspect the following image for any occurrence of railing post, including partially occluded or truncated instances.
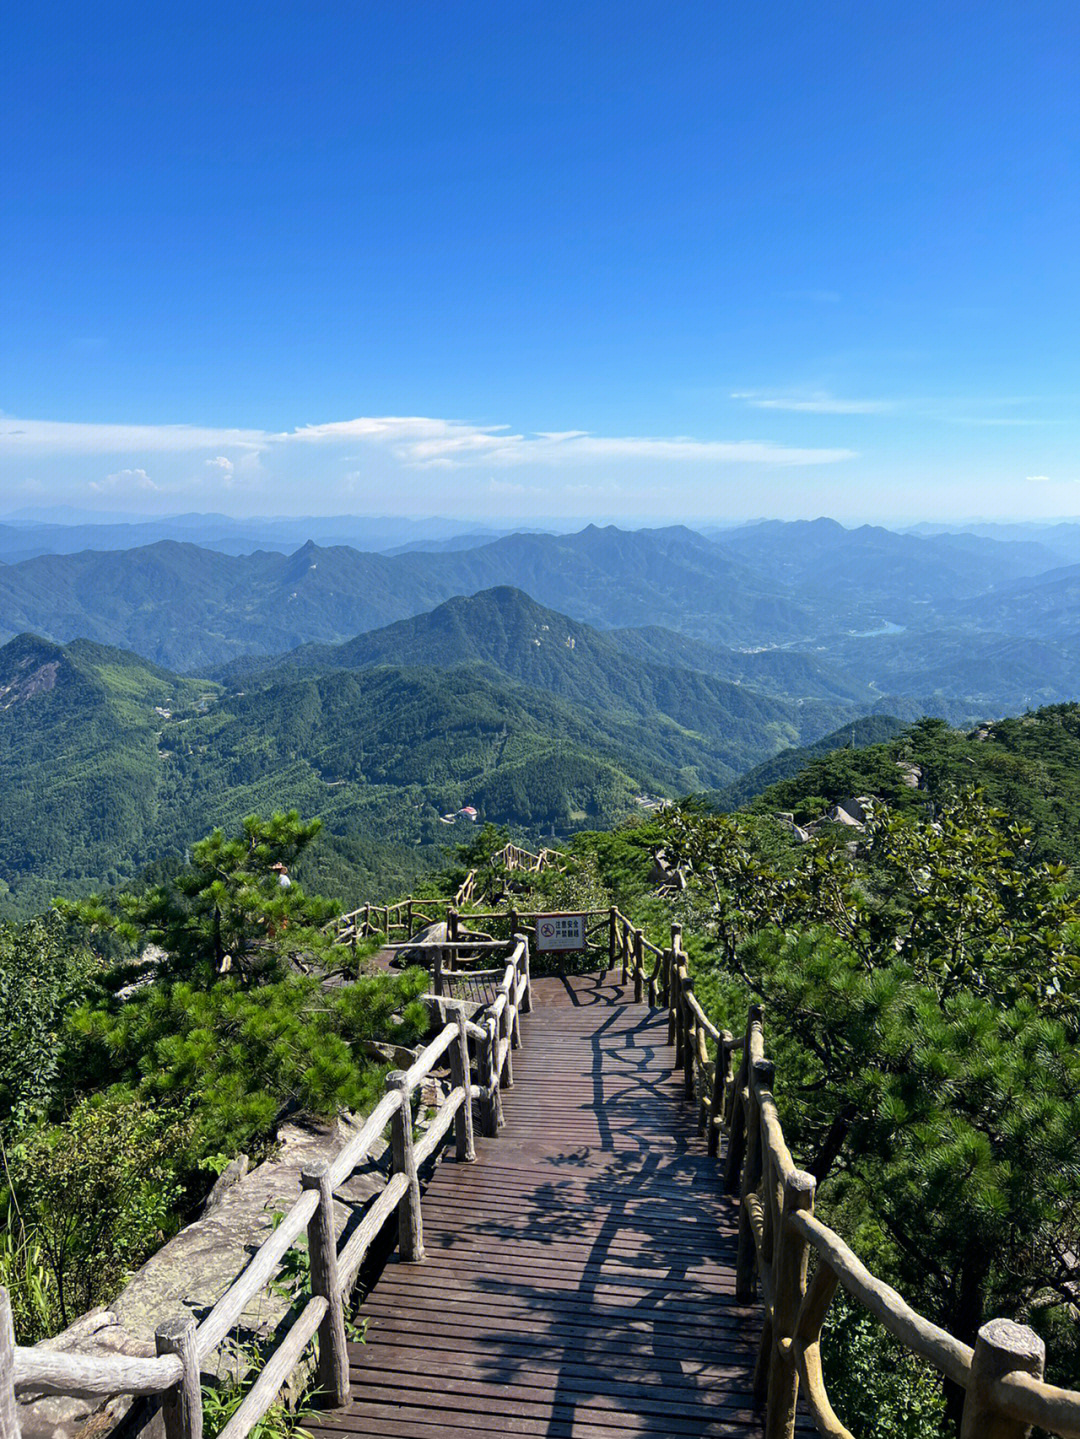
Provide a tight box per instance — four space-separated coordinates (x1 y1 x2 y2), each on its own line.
663 949 676 1042
519 935 532 1014
155 1313 203 1439
432 946 445 997
724 1004 762 1194
709 1032 734 1158
509 943 523 1049
608 907 618 973
499 992 514 1087
670 958 682 1060
301 1162 350 1408
0 1288 20 1439
681 975 696 1100
633 930 644 1004
386 1072 424 1262
735 1045 764 1303
647 947 659 1007
448 1003 476 1161
406 899 414 939
762 1170 816 1439
960 1320 1045 1439
448 908 459 942
483 1014 504 1132
671 921 683 954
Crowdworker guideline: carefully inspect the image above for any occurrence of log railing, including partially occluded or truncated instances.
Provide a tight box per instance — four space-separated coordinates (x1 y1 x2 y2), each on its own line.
333 897 444 948
0 937 532 1439
489 843 565 874
643 929 1080 1439
453 870 477 906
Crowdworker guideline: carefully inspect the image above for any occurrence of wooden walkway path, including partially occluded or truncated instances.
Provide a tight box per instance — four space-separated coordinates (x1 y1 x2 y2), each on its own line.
307 970 764 1439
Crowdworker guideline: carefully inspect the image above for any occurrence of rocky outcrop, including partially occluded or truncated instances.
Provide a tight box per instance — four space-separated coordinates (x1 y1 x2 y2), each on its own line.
17 1114 389 1439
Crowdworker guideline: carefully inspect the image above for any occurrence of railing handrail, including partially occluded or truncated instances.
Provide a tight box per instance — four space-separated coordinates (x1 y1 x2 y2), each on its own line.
637 935 1080 1439
3 934 534 1439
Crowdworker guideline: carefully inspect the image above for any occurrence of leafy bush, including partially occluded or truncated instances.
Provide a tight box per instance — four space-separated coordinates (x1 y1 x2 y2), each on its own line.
6 1094 192 1331
820 1290 947 1439
0 914 98 1133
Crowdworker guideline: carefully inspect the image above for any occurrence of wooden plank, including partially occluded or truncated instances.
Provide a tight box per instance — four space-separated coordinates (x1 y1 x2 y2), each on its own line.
311 972 765 1439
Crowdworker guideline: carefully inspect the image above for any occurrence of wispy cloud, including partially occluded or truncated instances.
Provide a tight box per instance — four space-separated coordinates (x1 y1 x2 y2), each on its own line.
1 413 856 470
731 390 893 415
0 417 265 454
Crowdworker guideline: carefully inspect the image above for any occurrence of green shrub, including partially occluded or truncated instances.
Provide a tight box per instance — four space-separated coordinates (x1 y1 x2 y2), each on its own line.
8 1094 192 1330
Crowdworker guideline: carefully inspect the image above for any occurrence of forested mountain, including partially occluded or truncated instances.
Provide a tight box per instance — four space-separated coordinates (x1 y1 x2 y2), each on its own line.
0 513 502 564
719 517 1060 612
1 608 844 913
0 634 216 913
954 563 1080 639
602 624 865 701
238 586 859 733
0 525 816 671
710 714 908 810
720 704 1080 864
2 520 1077 721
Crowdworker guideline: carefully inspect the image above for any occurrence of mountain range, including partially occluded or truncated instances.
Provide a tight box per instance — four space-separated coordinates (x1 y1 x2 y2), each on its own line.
1 520 1075 717
0 586 861 913
5 514 1080 914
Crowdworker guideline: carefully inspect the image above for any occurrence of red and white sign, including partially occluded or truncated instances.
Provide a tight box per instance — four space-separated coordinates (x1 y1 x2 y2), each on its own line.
535 913 586 952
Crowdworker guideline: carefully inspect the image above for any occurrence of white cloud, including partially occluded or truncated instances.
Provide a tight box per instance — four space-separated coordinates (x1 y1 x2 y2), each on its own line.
1 418 264 454
731 390 892 415
0 412 855 471
90 467 158 493
1026 475 1052 483
205 455 235 483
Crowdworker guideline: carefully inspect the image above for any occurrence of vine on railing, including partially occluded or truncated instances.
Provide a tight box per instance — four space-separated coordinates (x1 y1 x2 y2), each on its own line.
0 937 532 1439
627 930 1080 1439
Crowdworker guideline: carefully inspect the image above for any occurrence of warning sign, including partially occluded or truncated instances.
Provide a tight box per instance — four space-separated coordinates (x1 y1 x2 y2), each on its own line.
535 913 587 952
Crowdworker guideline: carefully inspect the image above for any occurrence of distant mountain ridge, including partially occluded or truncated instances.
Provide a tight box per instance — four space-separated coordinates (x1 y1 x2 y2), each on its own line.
0 525 816 671
226 586 852 770
1 518 1079 718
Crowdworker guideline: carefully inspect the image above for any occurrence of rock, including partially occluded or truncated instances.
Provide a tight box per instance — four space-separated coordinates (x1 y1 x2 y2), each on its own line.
896 762 922 789
826 804 864 829
203 1155 250 1213
18 1114 389 1438
359 1038 421 1070
775 813 812 843
393 920 448 968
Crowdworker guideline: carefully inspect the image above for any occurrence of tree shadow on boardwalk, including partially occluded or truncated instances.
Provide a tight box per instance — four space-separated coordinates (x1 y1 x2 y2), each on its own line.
341 971 766 1438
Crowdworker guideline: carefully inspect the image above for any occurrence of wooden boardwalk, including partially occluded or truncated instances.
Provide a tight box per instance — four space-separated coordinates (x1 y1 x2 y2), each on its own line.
308 970 764 1439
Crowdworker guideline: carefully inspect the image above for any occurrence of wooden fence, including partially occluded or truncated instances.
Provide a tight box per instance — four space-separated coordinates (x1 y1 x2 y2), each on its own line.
488 842 564 874
629 928 1080 1439
0 937 532 1439
331 843 565 941
332 897 444 948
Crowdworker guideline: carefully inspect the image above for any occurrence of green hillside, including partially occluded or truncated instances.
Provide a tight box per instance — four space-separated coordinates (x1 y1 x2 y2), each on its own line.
710 714 908 810
723 705 1080 863
241 587 848 745
0 635 216 912
0 613 839 914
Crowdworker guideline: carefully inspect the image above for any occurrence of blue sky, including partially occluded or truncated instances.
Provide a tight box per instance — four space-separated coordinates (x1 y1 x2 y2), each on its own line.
2 0 1077 524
